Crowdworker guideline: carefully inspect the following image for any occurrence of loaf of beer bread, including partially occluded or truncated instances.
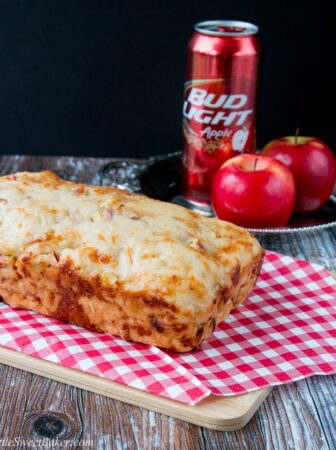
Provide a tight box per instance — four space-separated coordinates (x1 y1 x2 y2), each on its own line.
0 171 264 352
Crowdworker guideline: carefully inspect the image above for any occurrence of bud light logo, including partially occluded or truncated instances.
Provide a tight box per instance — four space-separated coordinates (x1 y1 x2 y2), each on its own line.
182 79 255 154
183 88 252 126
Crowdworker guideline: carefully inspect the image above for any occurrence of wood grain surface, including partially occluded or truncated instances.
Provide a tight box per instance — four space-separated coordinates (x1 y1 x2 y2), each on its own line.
0 155 335 449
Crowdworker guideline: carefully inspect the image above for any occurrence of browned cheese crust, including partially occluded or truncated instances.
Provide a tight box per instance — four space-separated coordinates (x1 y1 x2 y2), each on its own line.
0 171 264 352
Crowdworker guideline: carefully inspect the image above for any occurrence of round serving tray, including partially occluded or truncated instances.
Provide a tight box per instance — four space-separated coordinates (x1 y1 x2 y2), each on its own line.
99 152 336 234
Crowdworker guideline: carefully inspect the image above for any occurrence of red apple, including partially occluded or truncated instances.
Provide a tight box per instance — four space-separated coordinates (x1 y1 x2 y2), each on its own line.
212 154 296 228
263 135 336 213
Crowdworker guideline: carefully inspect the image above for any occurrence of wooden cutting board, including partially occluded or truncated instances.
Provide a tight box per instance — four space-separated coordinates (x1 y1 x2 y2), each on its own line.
0 346 271 431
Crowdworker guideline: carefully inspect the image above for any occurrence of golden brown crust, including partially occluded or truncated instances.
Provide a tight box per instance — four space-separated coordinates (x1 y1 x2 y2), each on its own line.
0 171 264 352
0 250 264 352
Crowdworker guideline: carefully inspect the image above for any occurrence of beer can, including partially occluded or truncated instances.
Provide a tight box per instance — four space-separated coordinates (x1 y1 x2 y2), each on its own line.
182 20 261 210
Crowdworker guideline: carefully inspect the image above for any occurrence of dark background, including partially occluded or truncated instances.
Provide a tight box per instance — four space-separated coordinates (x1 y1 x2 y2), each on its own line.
0 0 334 159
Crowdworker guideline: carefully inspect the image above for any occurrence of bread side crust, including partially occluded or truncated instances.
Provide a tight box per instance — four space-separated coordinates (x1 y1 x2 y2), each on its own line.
0 249 264 352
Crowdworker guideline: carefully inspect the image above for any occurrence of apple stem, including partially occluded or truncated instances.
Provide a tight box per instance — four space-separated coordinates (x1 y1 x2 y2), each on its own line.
295 127 300 144
253 157 258 171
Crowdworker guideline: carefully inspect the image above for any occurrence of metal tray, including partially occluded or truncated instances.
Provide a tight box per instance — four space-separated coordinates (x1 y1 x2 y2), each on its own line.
99 152 336 234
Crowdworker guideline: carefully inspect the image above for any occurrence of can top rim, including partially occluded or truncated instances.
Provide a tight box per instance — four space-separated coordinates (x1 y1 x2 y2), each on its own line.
195 20 259 37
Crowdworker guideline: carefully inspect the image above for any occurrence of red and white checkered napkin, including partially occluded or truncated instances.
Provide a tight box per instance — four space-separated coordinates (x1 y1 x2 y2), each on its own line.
0 251 335 405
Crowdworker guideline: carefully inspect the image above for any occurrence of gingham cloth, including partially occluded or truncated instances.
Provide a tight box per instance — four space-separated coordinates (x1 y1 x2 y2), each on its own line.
0 251 335 405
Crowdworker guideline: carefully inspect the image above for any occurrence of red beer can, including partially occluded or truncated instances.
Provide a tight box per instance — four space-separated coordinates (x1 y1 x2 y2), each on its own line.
182 20 261 212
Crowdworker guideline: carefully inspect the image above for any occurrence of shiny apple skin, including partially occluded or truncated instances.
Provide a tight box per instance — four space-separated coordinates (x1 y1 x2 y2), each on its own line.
212 154 296 228
263 137 336 213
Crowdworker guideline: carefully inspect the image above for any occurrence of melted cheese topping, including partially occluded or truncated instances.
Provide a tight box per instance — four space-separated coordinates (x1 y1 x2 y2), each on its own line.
0 171 262 312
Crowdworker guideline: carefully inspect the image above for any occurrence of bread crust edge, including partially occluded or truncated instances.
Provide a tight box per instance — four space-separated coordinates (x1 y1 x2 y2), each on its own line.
0 248 264 352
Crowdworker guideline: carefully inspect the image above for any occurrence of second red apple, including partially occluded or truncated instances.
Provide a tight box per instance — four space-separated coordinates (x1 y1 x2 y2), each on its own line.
263 135 336 213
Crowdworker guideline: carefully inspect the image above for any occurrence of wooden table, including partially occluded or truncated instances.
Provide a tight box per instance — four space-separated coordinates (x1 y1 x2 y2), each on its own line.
0 155 335 450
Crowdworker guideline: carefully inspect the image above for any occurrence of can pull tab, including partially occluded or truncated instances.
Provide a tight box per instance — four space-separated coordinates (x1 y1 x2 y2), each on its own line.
216 26 246 33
